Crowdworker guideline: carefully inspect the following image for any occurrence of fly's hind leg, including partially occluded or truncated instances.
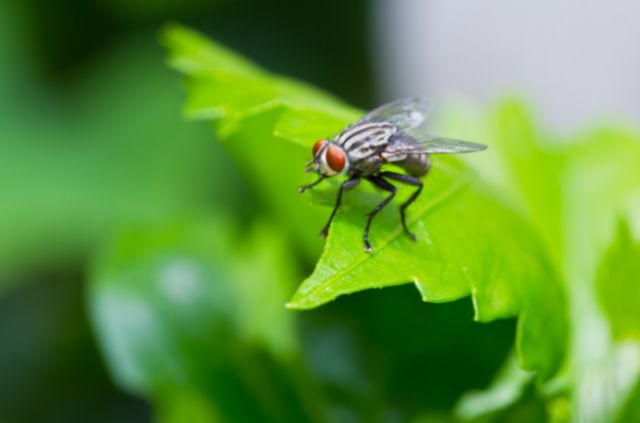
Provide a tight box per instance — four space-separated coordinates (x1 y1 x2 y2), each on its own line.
379 171 423 241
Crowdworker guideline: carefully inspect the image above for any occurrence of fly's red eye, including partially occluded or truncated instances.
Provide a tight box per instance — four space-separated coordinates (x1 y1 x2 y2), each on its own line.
326 145 346 172
312 139 327 157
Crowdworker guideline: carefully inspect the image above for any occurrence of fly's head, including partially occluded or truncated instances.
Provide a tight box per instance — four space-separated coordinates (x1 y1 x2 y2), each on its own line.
306 139 349 177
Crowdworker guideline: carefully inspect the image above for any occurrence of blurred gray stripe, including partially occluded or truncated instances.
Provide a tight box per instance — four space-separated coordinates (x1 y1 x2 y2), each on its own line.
373 0 640 131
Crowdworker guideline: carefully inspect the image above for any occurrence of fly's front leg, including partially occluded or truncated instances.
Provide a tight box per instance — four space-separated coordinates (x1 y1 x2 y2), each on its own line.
320 176 360 238
363 176 397 252
380 171 423 241
299 176 325 194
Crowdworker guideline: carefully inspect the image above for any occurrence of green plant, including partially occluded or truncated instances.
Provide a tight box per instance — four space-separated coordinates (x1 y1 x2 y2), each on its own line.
86 24 640 422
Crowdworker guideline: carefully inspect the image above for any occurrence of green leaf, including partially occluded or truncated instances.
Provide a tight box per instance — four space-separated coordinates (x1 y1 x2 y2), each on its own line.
434 101 567 264
446 103 640 421
442 102 640 421
162 23 361 259
555 128 640 423
597 220 640 341
162 24 567 380
587 219 640 423
161 23 360 133
290 156 565 379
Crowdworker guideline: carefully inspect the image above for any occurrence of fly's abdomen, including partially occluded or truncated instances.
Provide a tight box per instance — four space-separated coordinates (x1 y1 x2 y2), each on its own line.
379 134 430 176
398 154 430 176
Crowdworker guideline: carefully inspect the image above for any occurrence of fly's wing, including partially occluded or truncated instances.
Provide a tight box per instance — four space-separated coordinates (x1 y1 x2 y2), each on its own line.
360 98 485 157
384 131 487 157
412 134 487 154
360 97 433 131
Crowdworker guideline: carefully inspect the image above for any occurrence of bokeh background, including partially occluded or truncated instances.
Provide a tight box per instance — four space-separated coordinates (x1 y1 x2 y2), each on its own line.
0 1 378 421
1 0 639 422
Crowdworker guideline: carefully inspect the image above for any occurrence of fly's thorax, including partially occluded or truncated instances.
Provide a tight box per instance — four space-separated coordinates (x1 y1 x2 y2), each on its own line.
314 142 349 177
337 122 397 163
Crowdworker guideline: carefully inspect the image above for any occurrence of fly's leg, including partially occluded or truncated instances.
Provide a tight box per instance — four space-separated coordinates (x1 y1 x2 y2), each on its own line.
363 176 397 252
320 176 360 238
380 171 423 241
299 176 325 194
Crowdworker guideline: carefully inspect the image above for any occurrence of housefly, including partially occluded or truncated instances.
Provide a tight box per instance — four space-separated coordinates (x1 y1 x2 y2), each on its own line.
299 97 487 252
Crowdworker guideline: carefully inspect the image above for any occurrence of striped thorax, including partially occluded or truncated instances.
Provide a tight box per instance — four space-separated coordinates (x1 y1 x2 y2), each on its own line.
336 122 397 162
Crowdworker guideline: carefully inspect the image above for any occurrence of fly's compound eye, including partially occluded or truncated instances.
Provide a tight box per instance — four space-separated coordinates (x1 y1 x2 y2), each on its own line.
312 139 327 157
325 145 346 173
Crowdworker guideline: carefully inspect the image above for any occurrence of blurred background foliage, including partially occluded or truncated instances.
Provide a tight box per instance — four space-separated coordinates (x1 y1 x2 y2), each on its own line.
1 0 639 422
0 0 371 420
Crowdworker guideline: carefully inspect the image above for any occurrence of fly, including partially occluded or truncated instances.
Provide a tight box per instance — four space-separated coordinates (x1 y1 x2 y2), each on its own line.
299 97 487 252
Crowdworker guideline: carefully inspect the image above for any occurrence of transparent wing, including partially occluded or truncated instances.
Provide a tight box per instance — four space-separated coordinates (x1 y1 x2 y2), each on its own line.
387 131 487 155
418 137 487 154
361 98 485 155
360 97 433 131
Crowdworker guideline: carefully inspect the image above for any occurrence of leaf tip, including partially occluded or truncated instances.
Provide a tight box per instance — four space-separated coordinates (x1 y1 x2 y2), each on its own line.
412 278 428 300
284 301 310 311
470 286 481 321
286 290 333 310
